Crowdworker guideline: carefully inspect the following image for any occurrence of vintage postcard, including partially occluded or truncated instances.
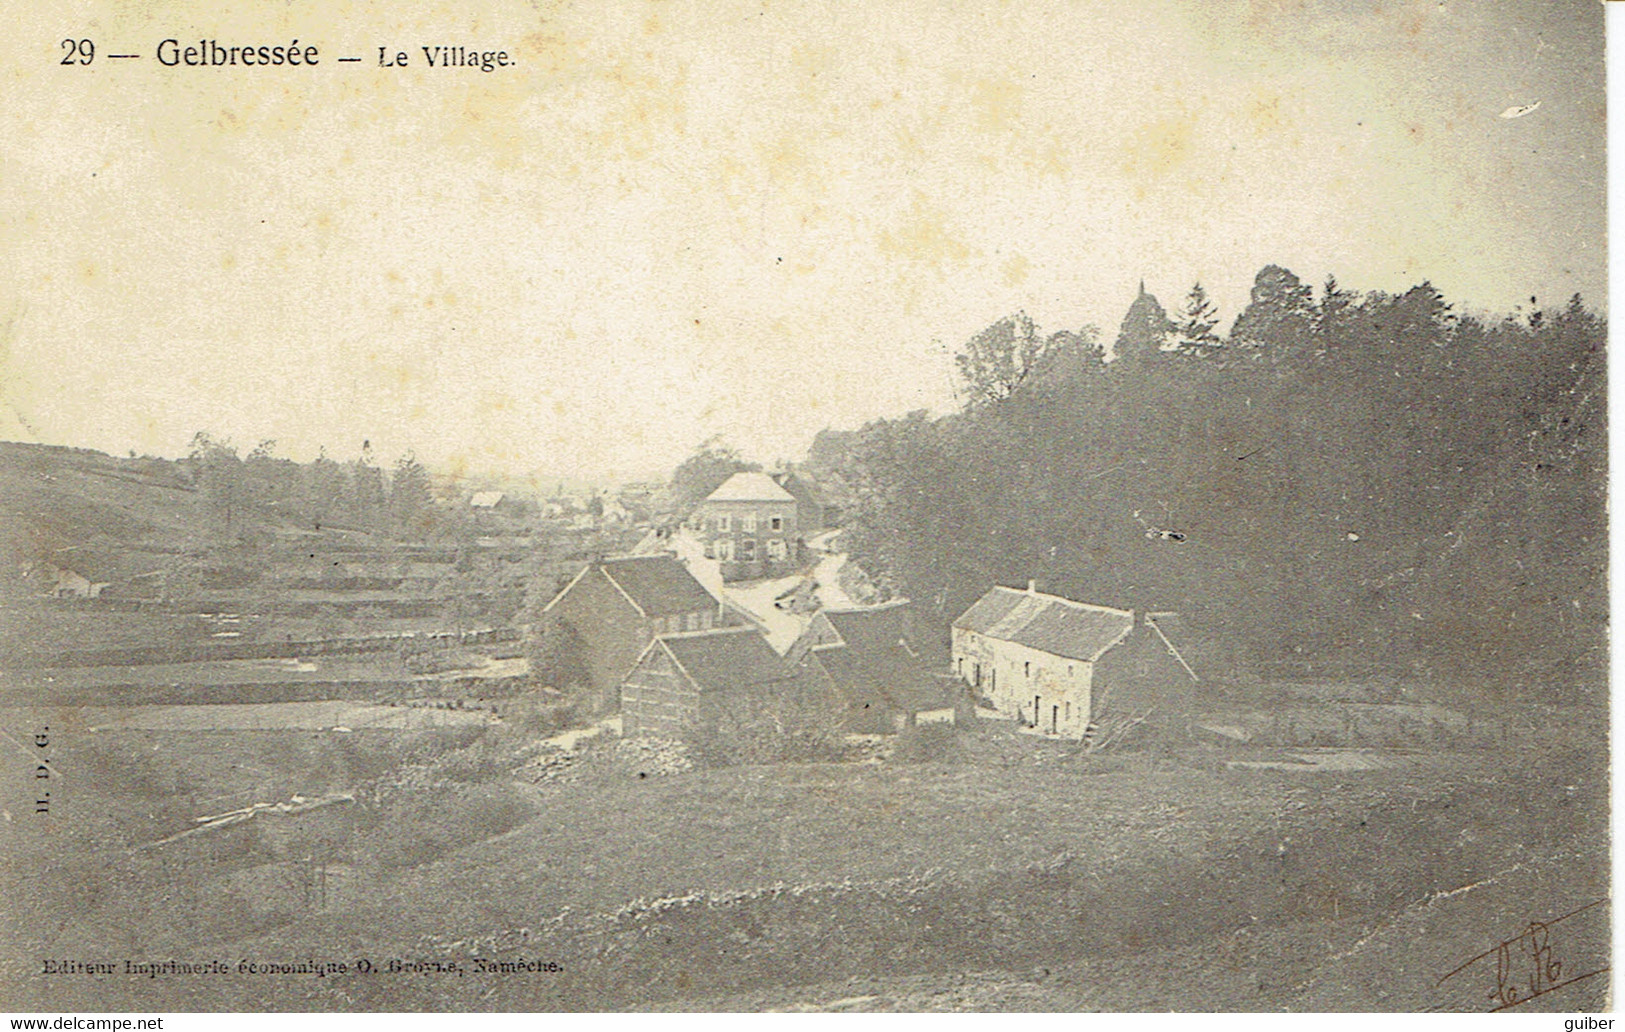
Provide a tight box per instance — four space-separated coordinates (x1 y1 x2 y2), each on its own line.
0 0 1608 1016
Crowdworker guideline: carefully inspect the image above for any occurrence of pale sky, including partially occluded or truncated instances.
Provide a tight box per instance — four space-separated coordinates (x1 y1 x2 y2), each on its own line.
0 0 1604 483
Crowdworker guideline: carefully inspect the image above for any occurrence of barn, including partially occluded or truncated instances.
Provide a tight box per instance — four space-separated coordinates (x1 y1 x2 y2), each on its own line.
620 626 839 741
540 554 725 704
788 600 961 733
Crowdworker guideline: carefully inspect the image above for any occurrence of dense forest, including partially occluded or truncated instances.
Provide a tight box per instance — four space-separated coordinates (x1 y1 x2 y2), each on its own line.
804 265 1606 698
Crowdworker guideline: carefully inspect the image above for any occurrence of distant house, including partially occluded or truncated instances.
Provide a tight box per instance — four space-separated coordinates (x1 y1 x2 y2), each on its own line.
22 549 127 599
951 582 1197 738
692 472 801 582
541 554 725 702
598 492 630 524
39 562 110 599
787 600 960 733
469 491 505 510
621 626 840 740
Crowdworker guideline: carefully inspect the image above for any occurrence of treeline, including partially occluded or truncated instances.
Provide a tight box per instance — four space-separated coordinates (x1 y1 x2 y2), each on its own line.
186 434 438 539
808 266 1606 697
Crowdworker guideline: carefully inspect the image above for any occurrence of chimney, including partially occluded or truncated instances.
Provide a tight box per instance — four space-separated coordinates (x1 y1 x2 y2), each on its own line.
1027 579 1038 594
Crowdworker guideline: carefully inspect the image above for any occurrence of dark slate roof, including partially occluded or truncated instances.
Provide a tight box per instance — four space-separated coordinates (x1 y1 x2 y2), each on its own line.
820 600 947 668
953 586 1134 663
660 627 793 691
799 601 954 716
771 470 827 506
807 645 953 717
599 555 718 617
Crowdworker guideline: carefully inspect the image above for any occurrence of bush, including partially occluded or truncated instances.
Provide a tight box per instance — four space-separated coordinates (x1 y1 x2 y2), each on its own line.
525 613 590 693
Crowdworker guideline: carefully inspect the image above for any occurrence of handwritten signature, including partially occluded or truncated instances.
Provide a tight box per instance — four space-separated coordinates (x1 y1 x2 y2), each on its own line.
1438 899 1609 1011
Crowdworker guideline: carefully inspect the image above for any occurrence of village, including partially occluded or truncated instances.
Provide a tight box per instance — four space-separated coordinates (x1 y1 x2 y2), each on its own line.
0 438 1606 1012
536 469 1203 756
2 444 1207 752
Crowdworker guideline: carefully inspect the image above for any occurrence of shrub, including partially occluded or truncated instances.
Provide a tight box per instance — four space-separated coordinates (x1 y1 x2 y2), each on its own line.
525 612 590 693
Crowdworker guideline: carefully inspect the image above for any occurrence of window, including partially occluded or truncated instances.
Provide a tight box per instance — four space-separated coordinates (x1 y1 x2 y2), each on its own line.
742 513 757 533
770 515 784 531
703 541 715 559
716 539 734 561
767 538 786 560
740 538 756 560
716 514 731 532
686 612 699 631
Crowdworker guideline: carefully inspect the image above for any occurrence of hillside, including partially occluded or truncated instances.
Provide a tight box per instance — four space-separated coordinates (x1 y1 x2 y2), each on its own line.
807 272 1606 701
0 440 622 698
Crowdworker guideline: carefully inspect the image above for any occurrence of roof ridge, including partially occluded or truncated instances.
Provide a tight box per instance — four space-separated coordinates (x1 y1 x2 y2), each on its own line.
992 584 1132 618
655 636 699 690
956 585 1136 663
597 566 647 618
704 471 797 501
541 564 592 613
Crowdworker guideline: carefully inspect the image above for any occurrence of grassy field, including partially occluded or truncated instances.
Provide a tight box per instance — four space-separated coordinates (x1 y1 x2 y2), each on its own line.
0 703 1607 1013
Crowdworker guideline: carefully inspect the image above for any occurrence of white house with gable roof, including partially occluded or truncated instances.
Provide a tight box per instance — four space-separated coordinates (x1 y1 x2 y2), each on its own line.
952 582 1198 738
691 472 801 582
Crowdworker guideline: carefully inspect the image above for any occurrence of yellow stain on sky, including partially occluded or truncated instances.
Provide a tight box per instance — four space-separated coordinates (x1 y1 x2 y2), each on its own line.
0 0 1604 481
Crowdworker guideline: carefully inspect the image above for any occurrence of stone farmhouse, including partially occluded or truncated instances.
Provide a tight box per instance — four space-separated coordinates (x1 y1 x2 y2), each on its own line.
952 583 1198 738
621 625 839 741
541 554 725 703
691 472 801 582
787 600 961 733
